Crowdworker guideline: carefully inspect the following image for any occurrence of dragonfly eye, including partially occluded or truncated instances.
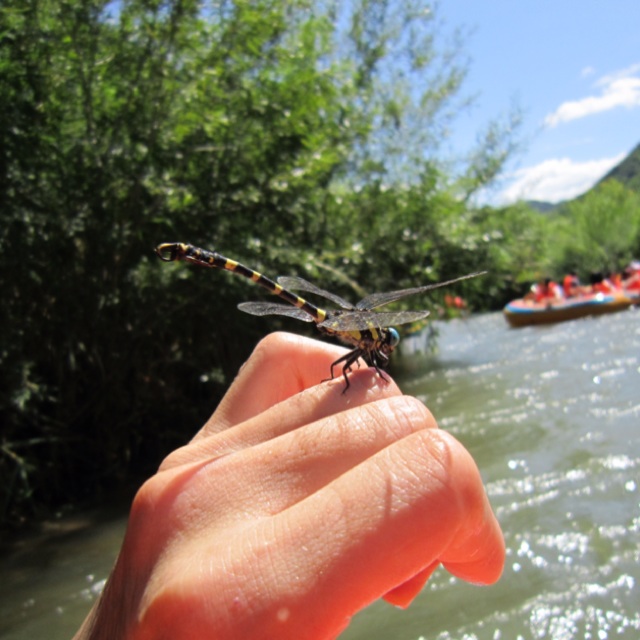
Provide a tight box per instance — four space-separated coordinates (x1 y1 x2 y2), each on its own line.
388 327 400 349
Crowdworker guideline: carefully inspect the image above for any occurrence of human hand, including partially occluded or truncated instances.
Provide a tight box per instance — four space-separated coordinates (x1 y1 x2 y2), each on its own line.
74 332 504 640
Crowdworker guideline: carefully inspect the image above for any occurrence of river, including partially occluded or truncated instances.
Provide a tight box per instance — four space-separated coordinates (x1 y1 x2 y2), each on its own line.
1 309 639 639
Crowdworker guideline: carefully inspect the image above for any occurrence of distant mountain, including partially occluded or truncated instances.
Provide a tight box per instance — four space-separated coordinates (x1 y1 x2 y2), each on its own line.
525 200 559 213
515 142 639 212
553 142 640 209
595 141 640 192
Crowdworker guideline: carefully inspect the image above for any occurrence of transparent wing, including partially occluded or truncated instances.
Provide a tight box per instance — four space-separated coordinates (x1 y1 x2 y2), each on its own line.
355 271 487 310
277 275 354 309
237 301 315 322
318 310 430 331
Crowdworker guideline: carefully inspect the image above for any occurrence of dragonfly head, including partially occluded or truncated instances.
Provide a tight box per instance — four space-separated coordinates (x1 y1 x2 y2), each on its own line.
382 327 401 354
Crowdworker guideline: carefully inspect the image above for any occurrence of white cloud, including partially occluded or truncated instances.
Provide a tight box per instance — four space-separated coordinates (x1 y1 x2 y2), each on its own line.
498 153 626 204
597 62 640 86
545 64 640 127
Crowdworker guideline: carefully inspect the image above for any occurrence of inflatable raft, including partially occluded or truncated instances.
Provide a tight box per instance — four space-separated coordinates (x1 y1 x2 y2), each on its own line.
503 292 633 328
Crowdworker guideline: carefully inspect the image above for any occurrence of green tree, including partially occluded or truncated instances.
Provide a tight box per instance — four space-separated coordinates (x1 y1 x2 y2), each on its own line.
551 180 640 275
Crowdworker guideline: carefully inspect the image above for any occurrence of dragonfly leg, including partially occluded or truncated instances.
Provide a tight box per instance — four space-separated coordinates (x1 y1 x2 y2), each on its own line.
368 350 391 383
328 349 356 379
373 367 389 383
325 348 364 392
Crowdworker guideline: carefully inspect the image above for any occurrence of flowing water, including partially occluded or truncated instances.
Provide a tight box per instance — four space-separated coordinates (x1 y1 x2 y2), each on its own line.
343 309 640 640
1 309 639 639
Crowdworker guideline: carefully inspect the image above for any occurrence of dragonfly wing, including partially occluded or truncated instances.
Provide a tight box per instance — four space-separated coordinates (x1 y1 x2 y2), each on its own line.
355 271 487 310
238 301 315 322
277 276 354 309
319 310 430 331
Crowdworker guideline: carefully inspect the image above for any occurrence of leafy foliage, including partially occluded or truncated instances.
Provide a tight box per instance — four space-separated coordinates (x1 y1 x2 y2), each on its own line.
550 180 640 276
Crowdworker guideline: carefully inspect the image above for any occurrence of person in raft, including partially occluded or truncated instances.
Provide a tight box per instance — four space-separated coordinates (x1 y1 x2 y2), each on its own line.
72 333 504 640
622 262 640 293
562 271 585 298
525 277 564 304
589 272 616 294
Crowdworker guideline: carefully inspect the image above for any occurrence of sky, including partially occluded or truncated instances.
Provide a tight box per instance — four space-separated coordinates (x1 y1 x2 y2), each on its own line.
436 1 640 205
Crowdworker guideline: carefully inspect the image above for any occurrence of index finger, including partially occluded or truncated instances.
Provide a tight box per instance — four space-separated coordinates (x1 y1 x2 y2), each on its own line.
201 332 373 435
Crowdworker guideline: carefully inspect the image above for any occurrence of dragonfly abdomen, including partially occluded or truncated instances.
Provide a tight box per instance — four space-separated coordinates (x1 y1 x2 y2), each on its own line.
155 243 327 323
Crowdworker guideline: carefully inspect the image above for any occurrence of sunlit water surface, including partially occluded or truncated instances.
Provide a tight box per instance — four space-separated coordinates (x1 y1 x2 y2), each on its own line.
343 309 640 640
1 310 639 639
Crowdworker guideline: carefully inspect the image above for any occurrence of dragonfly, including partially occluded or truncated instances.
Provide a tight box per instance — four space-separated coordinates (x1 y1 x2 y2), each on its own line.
156 242 486 391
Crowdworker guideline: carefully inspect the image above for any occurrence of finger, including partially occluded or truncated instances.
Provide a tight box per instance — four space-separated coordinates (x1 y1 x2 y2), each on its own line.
160 396 437 525
254 429 504 637
199 332 357 436
382 562 439 608
159 365 404 470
